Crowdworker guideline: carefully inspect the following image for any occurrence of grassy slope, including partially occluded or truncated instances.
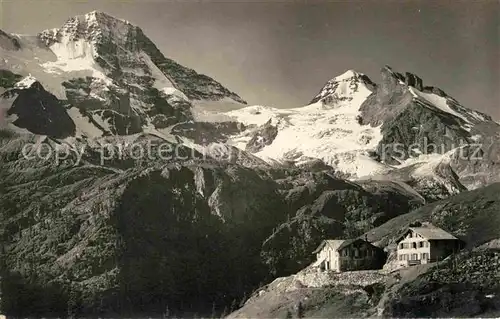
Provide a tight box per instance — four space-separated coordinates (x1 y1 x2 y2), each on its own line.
365 182 500 248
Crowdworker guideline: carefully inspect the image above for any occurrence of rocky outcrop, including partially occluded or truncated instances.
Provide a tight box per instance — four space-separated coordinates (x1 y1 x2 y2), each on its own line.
356 66 500 189
4 79 76 138
0 70 23 89
403 72 423 91
171 121 246 144
245 119 278 152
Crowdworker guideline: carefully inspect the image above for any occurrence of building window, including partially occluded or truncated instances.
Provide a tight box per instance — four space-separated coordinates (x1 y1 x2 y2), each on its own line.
412 242 417 249
419 241 424 248
422 253 429 260
411 253 418 260
425 242 430 247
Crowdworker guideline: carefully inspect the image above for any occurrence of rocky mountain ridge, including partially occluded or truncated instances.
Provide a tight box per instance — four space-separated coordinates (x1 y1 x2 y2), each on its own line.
1 10 499 318
219 66 499 190
0 11 246 140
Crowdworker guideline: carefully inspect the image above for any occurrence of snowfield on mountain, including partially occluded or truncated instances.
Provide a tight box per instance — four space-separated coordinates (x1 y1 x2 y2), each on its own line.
0 9 500 318
224 70 388 178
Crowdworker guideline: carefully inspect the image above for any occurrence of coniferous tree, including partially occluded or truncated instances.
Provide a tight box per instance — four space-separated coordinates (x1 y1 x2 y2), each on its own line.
297 301 305 319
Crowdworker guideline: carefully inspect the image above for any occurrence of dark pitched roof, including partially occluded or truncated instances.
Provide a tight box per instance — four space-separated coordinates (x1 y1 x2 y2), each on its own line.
313 238 379 254
396 224 459 242
410 226 458 240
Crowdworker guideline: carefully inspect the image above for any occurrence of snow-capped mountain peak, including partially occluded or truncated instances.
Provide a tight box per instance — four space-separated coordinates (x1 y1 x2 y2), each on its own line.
333 69 360 81
223 68 385 179
0 11 247 140
310 69 376 106
39 11 133 47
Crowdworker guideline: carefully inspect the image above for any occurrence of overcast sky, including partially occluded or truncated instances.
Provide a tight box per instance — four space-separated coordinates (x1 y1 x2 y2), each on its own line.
1 0 499 119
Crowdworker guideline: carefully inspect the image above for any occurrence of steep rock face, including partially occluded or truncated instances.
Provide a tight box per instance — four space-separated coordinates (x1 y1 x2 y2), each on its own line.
0 11 247 138
375 101 471 163
0 69 23 88
449 123 500 189
356 66 500 189
359 66 472 162
3 77 76 138
245 119 278 153
403 72 423 91
38 11 246 104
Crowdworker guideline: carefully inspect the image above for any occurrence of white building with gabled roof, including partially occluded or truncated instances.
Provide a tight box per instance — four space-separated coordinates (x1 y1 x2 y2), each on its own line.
395 223 464 268
311 238 385 272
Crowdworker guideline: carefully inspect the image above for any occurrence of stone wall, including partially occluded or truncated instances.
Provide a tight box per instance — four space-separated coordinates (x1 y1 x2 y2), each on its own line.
295 268 388 288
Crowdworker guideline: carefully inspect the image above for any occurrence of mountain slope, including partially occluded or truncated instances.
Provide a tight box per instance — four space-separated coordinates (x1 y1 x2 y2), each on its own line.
0 131 428 317
358 66 500 189
224 71 388 178
230 183 500 318
1 10 499 318
217 66 500 191
0 11 246 139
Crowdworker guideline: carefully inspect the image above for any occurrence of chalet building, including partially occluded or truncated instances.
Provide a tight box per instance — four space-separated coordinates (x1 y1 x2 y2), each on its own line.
396 223 464 267
312 238 385 272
